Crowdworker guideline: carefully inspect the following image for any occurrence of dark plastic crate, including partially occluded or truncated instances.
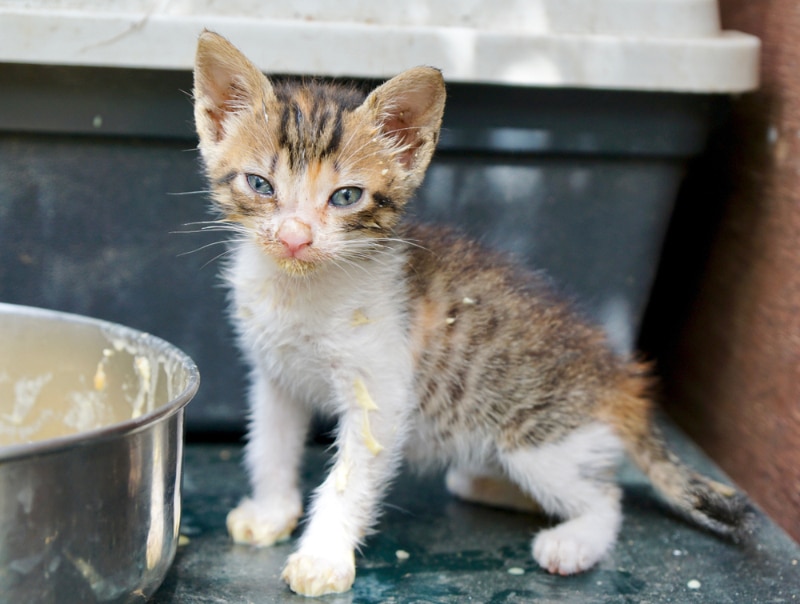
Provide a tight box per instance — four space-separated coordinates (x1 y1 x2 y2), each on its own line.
0 66 721 432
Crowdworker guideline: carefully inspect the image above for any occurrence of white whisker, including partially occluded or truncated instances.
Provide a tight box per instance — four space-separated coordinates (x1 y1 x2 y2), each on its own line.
167 190 213 197
174 219 254 239
177 238 243 257
199 247 240 270
180 218 240 228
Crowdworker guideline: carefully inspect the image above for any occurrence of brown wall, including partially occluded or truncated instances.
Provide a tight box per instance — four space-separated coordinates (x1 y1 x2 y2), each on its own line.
656 2 800 541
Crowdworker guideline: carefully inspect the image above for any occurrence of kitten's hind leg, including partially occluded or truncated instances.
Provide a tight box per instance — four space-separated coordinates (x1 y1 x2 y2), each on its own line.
445 466 542 513
499 423 623 576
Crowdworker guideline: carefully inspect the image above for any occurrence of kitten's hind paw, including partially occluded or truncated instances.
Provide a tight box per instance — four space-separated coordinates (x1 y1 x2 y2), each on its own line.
532 517 616 576
445 468 542 513
226 497 302 547
282 549 356 596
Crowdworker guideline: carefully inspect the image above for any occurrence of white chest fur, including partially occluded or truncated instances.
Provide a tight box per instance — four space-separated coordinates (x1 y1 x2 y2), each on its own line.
226 240 414 415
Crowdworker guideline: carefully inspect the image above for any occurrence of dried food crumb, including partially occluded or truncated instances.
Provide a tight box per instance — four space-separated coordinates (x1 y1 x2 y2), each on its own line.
351 309 371 327
395 550 410 561
687 579 701 590
507 567 525 575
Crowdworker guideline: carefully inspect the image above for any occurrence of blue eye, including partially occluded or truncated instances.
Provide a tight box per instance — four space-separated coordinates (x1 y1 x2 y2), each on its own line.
329 187 363 208
246 173 274 196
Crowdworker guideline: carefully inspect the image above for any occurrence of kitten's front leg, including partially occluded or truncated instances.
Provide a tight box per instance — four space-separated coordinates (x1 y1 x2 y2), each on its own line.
227 370 310 547
282 375 409 596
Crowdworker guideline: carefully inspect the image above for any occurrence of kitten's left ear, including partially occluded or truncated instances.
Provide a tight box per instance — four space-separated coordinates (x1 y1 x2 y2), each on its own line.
361 67 446 180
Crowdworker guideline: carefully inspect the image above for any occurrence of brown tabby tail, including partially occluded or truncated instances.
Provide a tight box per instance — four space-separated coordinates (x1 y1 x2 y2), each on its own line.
600 363 753 541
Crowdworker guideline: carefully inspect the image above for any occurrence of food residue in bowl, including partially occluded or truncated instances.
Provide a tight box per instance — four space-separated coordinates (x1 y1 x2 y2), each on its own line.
132 355 152 419
0 332 175 447
3 373 53 426
93 360 107 391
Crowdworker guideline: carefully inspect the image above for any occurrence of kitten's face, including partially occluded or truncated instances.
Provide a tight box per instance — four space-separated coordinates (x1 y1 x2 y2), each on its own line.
209 83 408 275
193 32 446 275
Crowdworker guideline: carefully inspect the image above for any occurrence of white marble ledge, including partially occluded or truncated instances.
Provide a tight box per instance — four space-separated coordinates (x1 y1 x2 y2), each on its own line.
0 1 760 93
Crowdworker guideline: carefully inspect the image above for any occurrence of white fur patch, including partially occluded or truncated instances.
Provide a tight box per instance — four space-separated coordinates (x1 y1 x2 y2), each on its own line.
228 238 416 594
500 423 623 575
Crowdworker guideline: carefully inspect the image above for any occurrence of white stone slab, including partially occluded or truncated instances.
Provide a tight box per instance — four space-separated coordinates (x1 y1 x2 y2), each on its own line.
0 0 759 92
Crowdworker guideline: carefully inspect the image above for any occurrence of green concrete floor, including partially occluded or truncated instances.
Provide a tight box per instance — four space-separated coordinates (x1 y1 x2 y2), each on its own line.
153 422 799 603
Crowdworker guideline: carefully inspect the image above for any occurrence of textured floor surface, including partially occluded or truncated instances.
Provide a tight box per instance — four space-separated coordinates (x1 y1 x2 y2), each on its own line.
153 423 799 603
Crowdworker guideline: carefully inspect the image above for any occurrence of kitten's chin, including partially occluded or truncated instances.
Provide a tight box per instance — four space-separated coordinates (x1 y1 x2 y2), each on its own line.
258 240 323 276
275 257 320 276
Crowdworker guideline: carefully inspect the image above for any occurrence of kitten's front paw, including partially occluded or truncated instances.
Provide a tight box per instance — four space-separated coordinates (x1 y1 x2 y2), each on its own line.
281 549 356 596
226 497 302 547
532 521 614 576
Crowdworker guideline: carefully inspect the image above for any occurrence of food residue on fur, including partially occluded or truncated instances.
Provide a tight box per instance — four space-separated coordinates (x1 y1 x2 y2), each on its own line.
354 378 383 455
350 309 371 327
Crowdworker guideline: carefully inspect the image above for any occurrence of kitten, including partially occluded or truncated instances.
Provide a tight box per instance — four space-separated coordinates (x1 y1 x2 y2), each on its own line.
192 31 749 597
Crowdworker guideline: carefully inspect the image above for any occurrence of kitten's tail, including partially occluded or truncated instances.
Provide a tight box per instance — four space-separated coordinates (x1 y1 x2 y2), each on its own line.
600 362 754 541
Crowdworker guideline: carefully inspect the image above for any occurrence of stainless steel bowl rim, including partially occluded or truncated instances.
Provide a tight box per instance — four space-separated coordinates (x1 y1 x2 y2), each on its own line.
0 302 200 463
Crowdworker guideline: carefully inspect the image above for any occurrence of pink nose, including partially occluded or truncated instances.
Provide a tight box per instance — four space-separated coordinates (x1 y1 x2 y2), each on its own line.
277 218 313 256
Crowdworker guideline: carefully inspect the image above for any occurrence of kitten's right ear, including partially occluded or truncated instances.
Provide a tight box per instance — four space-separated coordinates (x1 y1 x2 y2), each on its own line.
193 30 273 146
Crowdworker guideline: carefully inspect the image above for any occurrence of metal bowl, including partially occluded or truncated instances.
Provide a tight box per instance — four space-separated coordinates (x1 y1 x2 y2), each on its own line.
0 303 199 603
